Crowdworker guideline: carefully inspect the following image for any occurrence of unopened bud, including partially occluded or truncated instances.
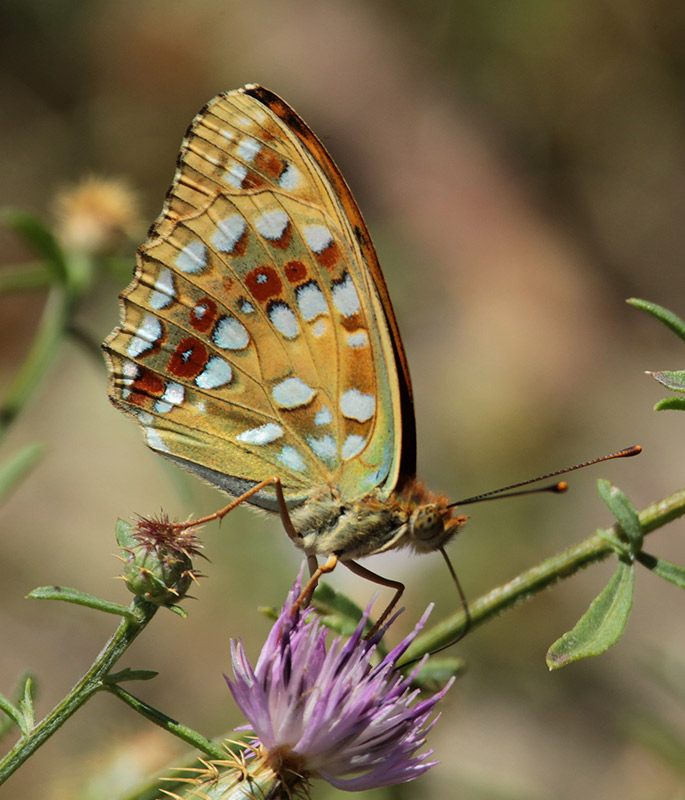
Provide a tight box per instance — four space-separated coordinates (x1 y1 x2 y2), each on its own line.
116 515 204 607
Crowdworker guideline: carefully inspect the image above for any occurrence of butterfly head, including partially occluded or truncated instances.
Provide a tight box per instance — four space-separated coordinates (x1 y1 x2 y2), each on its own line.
406 494 467 554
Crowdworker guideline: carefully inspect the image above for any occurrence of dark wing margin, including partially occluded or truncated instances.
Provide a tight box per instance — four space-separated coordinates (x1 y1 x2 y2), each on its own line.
241 84 418 484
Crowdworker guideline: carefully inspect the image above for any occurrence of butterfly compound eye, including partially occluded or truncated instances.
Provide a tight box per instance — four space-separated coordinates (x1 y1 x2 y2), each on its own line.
410 504 445 549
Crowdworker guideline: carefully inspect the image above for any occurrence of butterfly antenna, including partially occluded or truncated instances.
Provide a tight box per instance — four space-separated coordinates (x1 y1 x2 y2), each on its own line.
449 445 641 508
399 445 642 665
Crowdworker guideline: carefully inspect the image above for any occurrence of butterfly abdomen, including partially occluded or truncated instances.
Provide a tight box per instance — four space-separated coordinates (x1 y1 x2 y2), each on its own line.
289 488 406 560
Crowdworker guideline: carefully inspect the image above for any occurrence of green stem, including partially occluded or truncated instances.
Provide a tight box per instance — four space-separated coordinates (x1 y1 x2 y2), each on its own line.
0 598 158 786
401 489 685 662
105 685 226 760
0 284 72 441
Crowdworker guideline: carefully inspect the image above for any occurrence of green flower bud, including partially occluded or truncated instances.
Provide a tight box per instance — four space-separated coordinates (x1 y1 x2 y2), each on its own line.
116 516 204 607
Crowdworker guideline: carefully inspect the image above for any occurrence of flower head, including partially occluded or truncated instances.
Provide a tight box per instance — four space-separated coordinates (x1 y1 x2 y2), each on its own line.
53 175 141 255
225 576 453 794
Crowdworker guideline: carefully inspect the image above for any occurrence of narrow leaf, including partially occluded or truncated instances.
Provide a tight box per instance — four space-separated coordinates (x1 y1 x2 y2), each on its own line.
19 677 35 730
0 694 23 732
648 370 685 393
546 560 634 669
597 479 643 551
28 585 134 618
628 298 685 343
596 527 630 556
637 552 685 589
2 208 68 282
105 668 159 684
654 397 685 412
0 443 43 504
313 581 367 636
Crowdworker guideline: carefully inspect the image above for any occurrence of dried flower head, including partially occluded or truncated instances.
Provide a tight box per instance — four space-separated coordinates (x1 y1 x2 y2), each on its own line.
53 175 141 255
225 577 453 795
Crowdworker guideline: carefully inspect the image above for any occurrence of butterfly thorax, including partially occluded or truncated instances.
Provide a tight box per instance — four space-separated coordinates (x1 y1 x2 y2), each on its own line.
290 479 467 562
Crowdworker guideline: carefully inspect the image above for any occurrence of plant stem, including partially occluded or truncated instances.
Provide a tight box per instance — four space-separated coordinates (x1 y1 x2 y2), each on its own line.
401 489 685 662
105 684 226 760
0 598 158 786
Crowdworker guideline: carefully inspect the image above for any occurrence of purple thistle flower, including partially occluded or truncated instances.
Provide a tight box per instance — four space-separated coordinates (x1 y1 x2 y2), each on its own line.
225 577 454 793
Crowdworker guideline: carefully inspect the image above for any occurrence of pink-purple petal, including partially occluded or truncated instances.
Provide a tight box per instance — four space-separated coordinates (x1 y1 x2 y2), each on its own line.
227 576 452 791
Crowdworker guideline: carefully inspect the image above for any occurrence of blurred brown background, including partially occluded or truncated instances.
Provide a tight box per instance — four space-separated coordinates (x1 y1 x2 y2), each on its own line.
2 1 685 798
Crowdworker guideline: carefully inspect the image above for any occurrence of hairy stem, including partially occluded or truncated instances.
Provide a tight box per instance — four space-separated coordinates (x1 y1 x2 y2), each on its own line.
401 489 685 662
0 598 158 786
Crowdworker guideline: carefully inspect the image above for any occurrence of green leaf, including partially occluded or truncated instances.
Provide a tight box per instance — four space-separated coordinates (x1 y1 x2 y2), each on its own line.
596 479 643 551
28 585 135 618
637 552 685 589
2 208 68 283
546 560 634 669
628 298 685 343
0 694 23 733
596 527 630 556
104 668 159 684
648 370 685 393
654 396 685 412
313 581 367 635
0 443 43 504
19 677 35 731
0 675 37 736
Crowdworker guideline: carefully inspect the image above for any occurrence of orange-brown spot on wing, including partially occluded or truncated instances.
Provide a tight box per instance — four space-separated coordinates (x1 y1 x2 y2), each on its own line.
315 241 340 270
167 337 209 380
129 367 165 406
268 227 293 251
340 313 364 332
255 150 285 180
189 297 218 333
222 276 235 293
241 171 267 191
284 259 308 284
245 266 283 303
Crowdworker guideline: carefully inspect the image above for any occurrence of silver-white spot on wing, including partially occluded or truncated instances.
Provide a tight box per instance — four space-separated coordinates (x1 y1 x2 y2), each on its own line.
272 377 316 409
340 389 375 423
237 423 284 445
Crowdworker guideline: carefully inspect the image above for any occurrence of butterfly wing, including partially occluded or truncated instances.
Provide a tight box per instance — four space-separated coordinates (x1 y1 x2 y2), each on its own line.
103 85 416 511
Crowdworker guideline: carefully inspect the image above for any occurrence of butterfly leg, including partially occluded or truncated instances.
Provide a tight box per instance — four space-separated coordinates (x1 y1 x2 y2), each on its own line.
307 554 319 578
342 560 405 636
292 554 339 616
172 476 300 542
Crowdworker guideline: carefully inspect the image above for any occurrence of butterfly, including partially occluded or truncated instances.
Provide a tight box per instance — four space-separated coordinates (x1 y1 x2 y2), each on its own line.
103 84 466 610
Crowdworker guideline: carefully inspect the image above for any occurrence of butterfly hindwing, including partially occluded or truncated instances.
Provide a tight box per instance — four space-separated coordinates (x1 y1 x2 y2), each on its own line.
104 86 413 509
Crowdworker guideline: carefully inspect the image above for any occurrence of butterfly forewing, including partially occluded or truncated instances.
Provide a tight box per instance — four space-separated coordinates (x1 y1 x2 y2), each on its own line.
104 86 411 509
